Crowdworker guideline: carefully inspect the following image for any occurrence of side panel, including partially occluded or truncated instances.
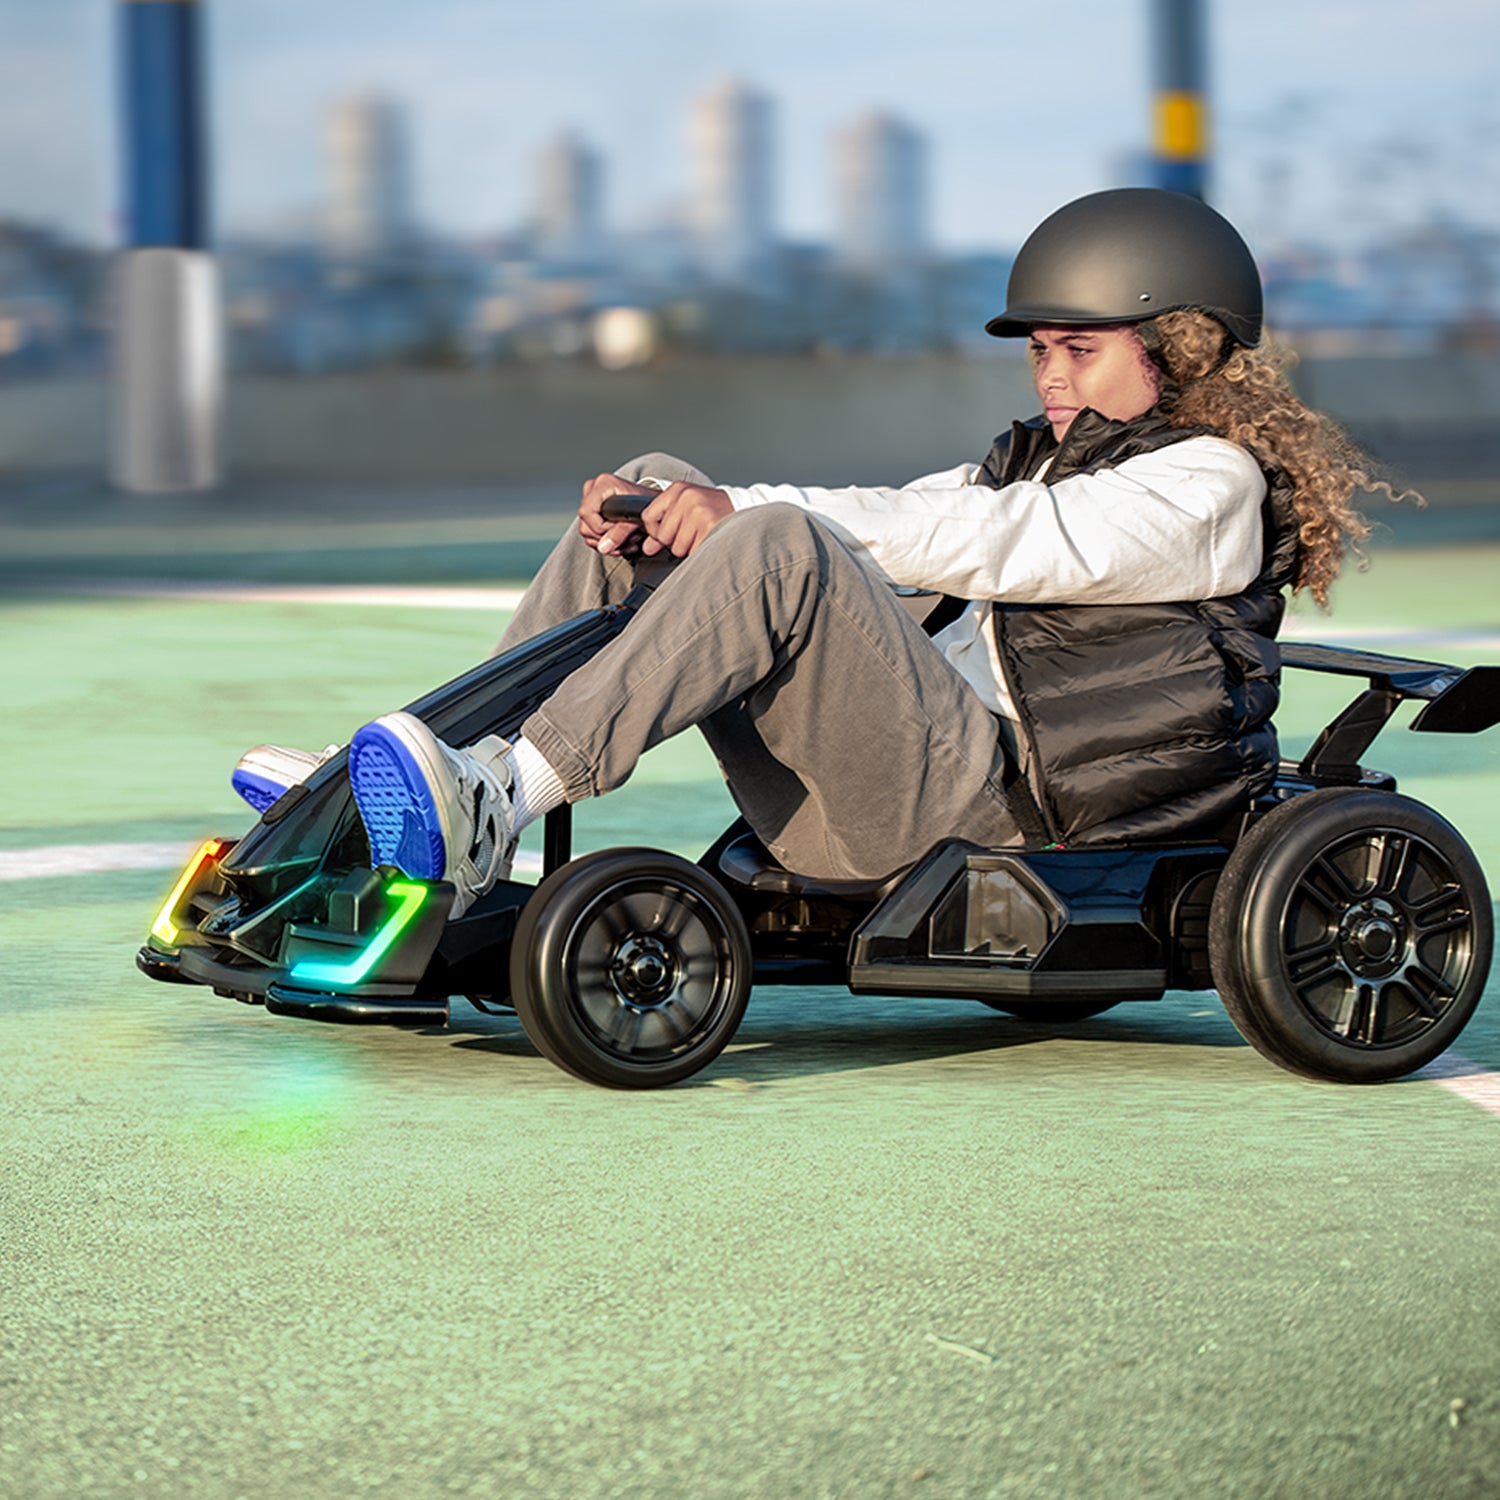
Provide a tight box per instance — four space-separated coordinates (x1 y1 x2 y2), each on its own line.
848 842 1227 1002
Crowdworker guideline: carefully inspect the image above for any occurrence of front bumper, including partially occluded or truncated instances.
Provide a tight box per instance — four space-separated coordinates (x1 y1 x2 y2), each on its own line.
141 839 455 1016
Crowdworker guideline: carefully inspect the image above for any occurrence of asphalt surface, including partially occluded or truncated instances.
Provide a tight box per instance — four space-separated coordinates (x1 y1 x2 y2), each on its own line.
3 482 1500 1499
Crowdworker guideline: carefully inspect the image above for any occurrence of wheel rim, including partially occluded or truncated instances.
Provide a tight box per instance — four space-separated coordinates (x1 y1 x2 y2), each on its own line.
1278 825 1479 1049
562 877 738 1061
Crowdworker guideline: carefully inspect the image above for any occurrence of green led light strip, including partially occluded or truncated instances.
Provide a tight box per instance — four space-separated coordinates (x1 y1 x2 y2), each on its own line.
290 880 431 988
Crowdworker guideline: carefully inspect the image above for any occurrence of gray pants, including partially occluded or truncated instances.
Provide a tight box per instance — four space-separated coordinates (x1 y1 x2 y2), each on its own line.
497 454 1023 880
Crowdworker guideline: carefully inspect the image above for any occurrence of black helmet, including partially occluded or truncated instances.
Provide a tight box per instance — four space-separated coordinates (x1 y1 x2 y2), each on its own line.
985 188 1263 347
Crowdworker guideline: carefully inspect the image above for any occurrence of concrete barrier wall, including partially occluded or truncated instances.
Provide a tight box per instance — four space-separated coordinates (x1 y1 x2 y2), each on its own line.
222 357 1046 487
0 377 110 474
4 350 1497 488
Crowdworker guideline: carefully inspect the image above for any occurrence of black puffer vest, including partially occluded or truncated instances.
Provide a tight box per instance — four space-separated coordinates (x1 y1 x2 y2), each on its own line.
973 409 1302 843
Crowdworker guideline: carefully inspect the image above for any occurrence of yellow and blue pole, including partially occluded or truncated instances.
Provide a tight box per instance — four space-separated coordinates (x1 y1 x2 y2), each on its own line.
112 0 222 491
1150 0 1208 202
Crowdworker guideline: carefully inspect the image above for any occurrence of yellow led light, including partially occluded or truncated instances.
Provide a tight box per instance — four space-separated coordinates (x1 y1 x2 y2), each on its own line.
149 837 229 946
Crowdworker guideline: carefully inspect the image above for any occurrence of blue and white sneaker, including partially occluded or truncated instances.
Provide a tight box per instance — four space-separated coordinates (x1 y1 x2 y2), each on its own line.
347 712 516 917
232 743 339 813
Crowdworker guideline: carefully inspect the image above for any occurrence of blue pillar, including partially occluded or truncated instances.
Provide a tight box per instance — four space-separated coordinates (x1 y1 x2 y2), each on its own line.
1150 0 1208 201
112 0 222 492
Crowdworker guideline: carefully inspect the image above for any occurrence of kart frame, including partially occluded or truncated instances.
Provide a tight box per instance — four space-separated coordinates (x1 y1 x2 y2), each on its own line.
138 573 1500 1088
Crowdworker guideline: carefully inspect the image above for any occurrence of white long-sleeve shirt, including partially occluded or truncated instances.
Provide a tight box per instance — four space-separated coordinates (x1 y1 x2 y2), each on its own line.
709 435 1269 718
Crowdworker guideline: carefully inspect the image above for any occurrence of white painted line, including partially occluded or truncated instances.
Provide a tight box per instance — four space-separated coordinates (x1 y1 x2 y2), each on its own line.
6 839 1498 1122
1285 623 1500 653
13 583 1500 652
0 840 544 882
11 580 529 612
1414 1052 1500 1120
0 841 200 881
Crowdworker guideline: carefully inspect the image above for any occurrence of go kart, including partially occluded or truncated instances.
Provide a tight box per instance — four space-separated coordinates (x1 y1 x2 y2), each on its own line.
138 509 1500 1089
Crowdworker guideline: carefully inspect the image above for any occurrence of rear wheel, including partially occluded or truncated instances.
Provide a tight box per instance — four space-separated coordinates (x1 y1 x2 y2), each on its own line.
510 848 752 1088
1209 789 1491 1082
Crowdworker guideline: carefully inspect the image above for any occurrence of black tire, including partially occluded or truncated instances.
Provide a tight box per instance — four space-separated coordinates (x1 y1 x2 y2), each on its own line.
1209 789 1491 1082
978 1000 1120 1023
510 848 752 1088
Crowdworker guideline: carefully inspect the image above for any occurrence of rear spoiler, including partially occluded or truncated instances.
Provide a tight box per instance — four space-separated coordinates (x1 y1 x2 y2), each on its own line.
1280 639 1500 780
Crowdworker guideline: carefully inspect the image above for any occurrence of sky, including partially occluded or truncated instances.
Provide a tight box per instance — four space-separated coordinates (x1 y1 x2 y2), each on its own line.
4 0 1499 259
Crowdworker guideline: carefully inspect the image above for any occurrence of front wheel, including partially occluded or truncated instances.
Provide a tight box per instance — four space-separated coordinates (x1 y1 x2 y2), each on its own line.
510 848 753 1088
1209 789 1491 1082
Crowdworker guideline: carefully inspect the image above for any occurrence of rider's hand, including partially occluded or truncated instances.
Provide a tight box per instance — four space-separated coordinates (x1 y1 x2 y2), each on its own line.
579 473 656 556
640 483 735 558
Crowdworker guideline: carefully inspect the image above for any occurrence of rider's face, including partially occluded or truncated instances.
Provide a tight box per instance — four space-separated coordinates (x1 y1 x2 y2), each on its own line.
1028 325 1162 443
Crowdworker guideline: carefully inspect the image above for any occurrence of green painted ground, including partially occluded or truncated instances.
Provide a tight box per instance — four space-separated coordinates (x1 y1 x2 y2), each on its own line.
3 537 1499 1499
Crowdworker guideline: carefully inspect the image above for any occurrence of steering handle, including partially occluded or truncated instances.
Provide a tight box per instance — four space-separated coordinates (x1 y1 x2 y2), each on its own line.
596 487 676 588
599 491 653 524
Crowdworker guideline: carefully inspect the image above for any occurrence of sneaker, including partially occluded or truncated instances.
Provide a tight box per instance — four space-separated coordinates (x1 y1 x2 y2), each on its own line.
232 743 340 813
347 712 516 917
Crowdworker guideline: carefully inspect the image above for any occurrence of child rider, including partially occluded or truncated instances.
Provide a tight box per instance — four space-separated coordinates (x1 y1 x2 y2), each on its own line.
238 188 1382 917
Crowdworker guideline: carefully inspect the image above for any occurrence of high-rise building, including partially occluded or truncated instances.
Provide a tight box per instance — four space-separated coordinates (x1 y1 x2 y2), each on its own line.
325 94 413 259
534 132 605 266
689 79 775 285
833 112 928 275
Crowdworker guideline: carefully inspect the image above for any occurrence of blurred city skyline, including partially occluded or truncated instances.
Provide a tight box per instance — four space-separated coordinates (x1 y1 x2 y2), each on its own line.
5 0 1500 259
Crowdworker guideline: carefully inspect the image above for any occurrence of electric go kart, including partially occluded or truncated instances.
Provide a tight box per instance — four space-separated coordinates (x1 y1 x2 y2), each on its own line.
138 503 1500 1089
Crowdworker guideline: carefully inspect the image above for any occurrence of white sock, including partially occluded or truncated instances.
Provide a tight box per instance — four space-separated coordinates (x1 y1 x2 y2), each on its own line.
505 737 568 833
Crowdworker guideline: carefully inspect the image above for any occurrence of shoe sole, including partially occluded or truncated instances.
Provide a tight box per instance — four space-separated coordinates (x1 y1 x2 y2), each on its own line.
231 770 288 814
348 715 456 880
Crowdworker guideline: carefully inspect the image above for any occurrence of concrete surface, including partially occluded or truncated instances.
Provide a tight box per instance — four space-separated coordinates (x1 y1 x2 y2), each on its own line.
3 524 1500 1498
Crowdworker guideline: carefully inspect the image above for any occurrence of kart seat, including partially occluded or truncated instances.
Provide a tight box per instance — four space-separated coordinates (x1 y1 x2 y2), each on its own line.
716 831 911 903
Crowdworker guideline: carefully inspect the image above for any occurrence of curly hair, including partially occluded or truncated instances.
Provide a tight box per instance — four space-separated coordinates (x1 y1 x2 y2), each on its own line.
1147 309 1409 608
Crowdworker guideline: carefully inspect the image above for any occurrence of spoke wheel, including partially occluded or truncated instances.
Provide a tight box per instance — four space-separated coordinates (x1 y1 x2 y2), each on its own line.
1209 789 1491 1082
510 848 752 1088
